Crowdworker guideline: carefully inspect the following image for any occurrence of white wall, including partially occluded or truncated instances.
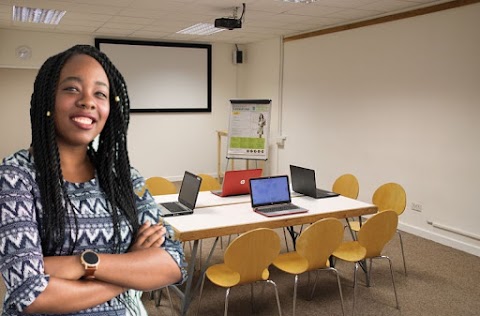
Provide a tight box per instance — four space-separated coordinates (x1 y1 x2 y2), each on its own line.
0 29 237 180
237 37 283 176
0 68 34 158
276 4 480 256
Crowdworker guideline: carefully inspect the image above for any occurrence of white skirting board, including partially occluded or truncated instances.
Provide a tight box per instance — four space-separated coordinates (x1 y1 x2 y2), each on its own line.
398 222 480 257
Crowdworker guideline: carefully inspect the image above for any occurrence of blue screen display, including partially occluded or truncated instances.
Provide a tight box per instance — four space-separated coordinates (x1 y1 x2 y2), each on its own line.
250 176 291 206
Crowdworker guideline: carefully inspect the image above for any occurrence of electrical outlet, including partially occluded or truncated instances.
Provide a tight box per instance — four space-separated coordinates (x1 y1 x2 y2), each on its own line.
411 202 423 212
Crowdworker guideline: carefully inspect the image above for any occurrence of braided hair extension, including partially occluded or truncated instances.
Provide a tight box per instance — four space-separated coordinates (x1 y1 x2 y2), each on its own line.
30 45 139 255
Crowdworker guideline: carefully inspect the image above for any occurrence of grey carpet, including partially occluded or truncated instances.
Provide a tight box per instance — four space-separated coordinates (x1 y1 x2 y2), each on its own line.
143 227 480 316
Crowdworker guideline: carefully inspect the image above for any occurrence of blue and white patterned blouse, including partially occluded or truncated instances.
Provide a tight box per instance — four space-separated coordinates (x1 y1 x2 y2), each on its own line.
0 149 187 315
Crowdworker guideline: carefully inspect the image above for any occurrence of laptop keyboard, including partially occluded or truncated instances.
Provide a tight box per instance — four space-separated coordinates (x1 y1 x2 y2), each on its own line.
259 203 299 213
162 202 187 213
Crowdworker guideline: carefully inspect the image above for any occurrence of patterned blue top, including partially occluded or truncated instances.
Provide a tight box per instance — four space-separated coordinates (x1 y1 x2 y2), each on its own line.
0 149 187 315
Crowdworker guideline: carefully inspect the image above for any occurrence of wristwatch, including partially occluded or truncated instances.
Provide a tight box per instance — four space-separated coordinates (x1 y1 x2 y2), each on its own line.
80 250 100 279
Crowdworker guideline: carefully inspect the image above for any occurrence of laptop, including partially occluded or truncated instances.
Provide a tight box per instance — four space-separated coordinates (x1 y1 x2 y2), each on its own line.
158 171 202 217
211 169 263 197
290 165 340 199
249 175 308 217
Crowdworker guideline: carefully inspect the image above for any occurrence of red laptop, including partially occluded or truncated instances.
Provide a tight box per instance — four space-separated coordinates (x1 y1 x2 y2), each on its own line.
211 169 263 197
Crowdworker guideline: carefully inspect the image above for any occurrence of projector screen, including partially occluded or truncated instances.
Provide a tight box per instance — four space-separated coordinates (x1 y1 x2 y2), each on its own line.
95 38 212 113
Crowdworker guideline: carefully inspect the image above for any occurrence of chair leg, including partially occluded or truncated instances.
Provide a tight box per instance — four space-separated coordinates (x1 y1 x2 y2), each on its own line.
367 258 373 287
224 288 231 316
352 262 359 316
293 274 299 316
250 283 255 313
331 268 346 316
385 256 400 309
308 271 319 300
266 280 283 316
398 230 407 275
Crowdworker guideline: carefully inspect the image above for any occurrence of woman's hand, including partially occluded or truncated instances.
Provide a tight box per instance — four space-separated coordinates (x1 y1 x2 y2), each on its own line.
129 221 166 252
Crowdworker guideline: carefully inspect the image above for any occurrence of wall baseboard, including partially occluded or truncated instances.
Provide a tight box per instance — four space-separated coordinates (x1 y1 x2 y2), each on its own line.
398 222 480 257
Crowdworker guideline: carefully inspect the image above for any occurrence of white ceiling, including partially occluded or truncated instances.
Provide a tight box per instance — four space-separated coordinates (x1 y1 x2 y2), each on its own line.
0 0 448 44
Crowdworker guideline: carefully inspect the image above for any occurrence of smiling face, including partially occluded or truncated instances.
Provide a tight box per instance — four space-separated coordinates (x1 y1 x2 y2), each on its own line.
54 54 110 149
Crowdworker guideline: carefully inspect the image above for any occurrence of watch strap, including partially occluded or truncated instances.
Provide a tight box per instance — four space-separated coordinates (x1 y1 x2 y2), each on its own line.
83 266 96 279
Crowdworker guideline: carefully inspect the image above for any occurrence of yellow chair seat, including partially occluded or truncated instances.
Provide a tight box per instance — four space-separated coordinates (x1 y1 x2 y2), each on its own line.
273 252 309 275
332 241 366 263
206 264 241 288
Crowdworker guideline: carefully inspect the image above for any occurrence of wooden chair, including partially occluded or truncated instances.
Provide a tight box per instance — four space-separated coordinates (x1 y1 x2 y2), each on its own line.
198 173 222 191
196 228 282 316
347 182 407 275
273 218 345 316
332 173 360 240
333 210 400 315
332 173 359 199
145 176 177 195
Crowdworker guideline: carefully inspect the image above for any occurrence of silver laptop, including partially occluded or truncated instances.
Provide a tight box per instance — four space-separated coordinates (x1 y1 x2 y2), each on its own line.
158 171 202 217
249 175 308 217
290 165 340 199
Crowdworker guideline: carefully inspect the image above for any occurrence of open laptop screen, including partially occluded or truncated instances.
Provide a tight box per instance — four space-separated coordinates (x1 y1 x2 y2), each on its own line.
250 176 291 207
177 171 202 210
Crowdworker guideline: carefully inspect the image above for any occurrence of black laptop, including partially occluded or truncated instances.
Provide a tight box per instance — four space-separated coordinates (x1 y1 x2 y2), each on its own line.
158 171 202 217
249 175 308 217
290 165 340 199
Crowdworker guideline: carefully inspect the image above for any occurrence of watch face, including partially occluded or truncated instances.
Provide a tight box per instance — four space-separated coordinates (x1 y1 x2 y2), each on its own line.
83 251 99 265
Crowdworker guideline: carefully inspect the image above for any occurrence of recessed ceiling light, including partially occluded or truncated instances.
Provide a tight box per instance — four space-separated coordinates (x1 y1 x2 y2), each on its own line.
12 6 66 25
177 23 225 36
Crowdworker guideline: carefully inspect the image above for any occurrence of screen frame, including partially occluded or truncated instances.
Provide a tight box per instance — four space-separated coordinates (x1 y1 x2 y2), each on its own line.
95 38 212 113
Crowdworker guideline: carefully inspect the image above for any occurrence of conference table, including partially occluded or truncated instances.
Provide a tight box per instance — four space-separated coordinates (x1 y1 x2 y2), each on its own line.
154 191 377 315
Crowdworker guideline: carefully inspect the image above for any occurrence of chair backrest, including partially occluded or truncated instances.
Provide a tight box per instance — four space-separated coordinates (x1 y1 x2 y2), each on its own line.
358 210 398 258
372 182 406 215
224 228 281 285
145 177 177 195
198 174 221 191
332 173 359 199
296 218 344 271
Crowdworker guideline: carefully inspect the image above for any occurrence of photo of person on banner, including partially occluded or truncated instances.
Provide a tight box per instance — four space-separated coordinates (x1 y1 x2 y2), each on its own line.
257 113 267 138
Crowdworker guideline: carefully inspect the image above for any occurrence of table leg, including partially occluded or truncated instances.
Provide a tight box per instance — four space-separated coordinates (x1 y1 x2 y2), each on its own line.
173 237 220 316
344 217 357 240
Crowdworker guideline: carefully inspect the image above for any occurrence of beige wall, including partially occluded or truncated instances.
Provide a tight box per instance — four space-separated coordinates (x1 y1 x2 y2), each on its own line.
276 4 479 255
0 68 34 159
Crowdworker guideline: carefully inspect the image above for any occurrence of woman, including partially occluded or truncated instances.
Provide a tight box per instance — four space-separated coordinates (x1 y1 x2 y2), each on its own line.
0 45 186 315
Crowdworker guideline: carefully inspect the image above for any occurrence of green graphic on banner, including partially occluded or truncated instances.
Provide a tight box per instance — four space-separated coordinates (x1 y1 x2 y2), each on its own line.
230 137 265 149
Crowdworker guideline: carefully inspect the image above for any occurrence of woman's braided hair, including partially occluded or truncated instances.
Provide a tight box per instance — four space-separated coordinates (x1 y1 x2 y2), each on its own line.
30 45 139 255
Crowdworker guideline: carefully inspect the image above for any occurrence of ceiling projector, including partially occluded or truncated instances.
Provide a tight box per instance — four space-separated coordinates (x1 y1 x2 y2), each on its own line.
214 17 242 30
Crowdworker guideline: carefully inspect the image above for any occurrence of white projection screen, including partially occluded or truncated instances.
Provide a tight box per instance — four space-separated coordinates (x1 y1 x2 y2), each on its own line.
95 38 212 113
